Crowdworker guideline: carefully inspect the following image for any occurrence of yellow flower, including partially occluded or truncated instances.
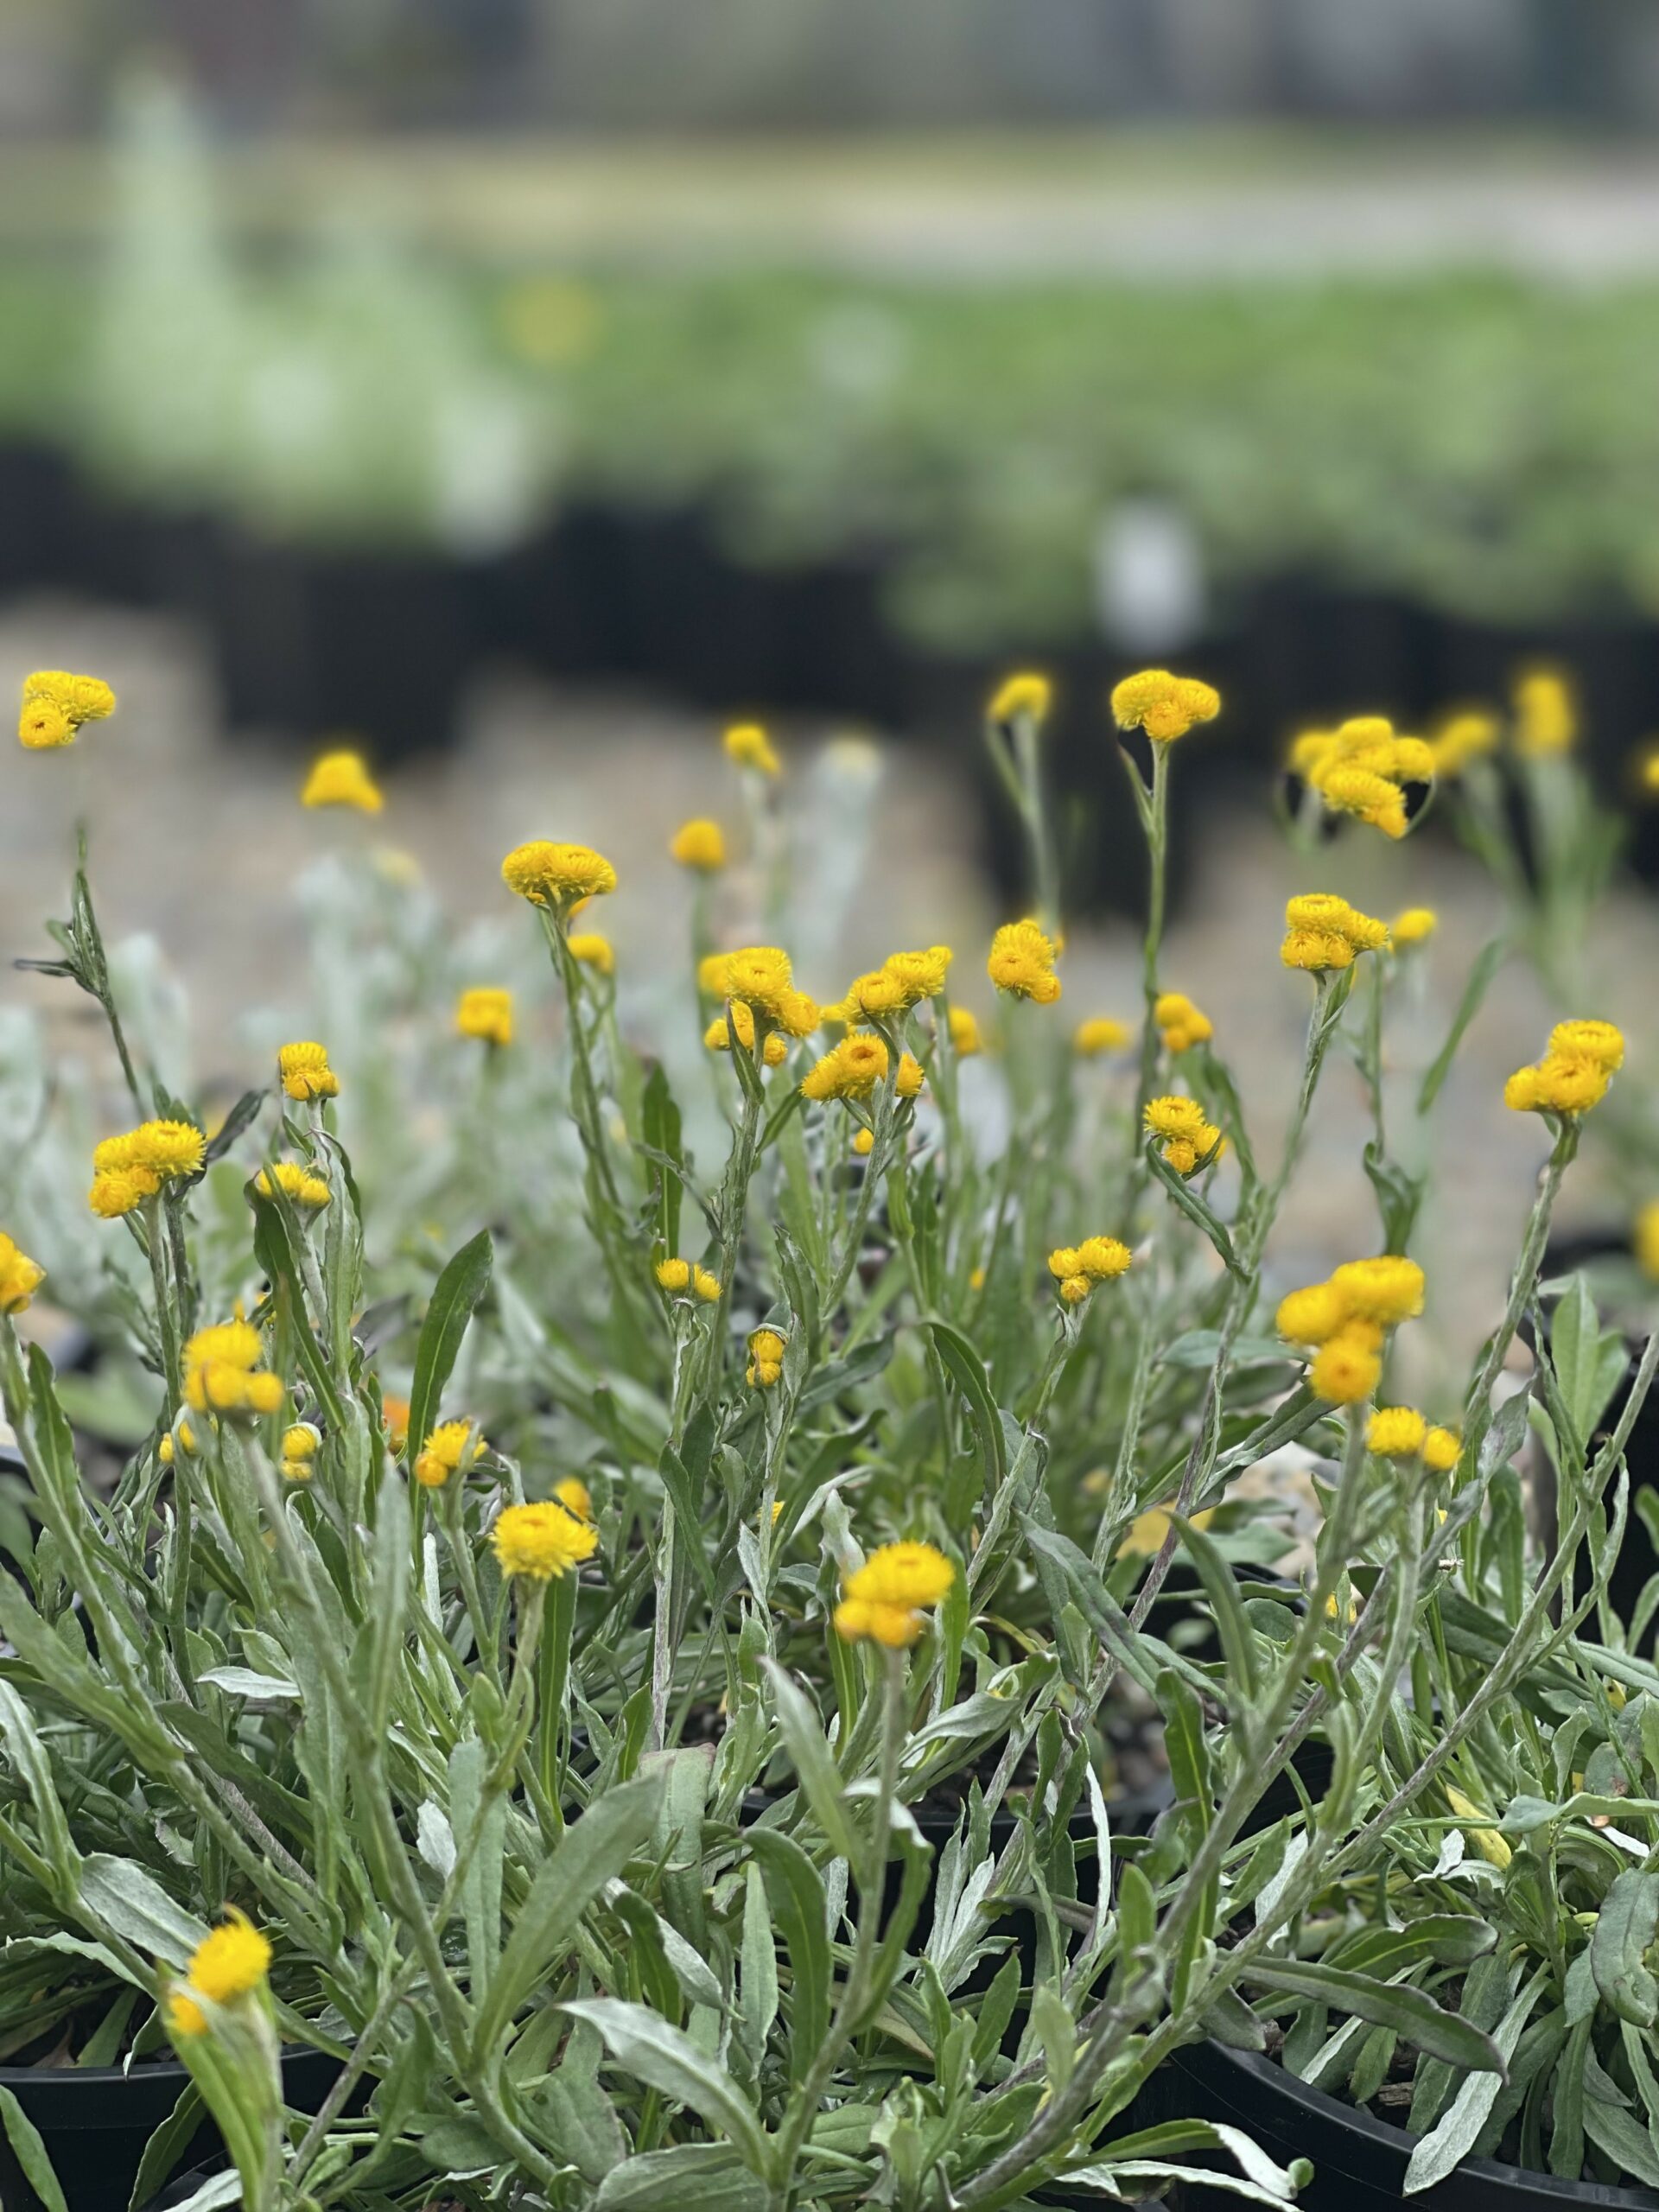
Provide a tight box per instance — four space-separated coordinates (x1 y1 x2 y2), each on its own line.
501 841 618 907
555 1476 594 1521
1294 717 1434 841
1423 1426 1460 1474
1144 1096 1206 1141
1428 710 1499 779
99 1121 206 1183
89 1167 155 1218
1275 1281 1352 1347
747 1329 786 1389
948 1007 982 1057
1116 1504 1216 1560
1074 1016 1130 1058
159 1420 199 1466
1154 992 1212 1055
1330 1255 1426 1325
1505 1020 1624 1120
895 1052 925 1099
870 946 953 1012
670 817 727 871
988 671 1052 725
833 1541 955 1647
456 988 513 1046
1280 893 1389 973
655 1258 690 1292
1514 666 1576 759
414 1419 484 1489
1048 1236 1132 1294
802 1032 889 1103
1548 1019 1624 1072
1391 907 1438 947
724 722 780 777
1142 1094 1222 1177
853 1128 875 1157
280 1422 320 1483
188 1910 271 2005
0 1233 45 1315
569 932 613 975
1446 1783 1512 1868
1110 669 1220 745
279 1041 340 1103
1318 763 1408 839
1310 1325 1383 1407
691 1264 720 1301
383 1395 410 1453
164 1990 208 2041
254 1161 331 1211
1367 1406 1427 1459
988 918 1061 1005
301 748 383 814
184 1320 284 1417
493 1499 601 1581
18 669 115 749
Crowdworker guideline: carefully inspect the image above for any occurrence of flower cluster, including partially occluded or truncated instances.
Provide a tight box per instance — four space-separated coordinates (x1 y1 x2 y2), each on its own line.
254 1161 331 1211
279 1041 340 1103
747 1329 786 1389
1110 668 1220 744
1290 715 1435 840
1144 1095 1224 1178
501 841 618 908
301 748 383 813
1366 1406 1459 1470
414 1420 485 1490
0 1233 44 1315
1046 1235 1133 1305
165 1909 272 2041
1075 1016 1129 1058
1276 1255 1427 1406
1280 893 1390 973
1154 991 1212 1055
988 918 1061 1003
492 1498 600 1581
711 946 818 1035
184 1319 285 1417
1504 1019 1624 1119
801 1032 891 1102
833 1541 956 1647
17 669 116 751
89 1121 206 1217
456 987 513 1046
824 944 952 1021
656 1257 720 1302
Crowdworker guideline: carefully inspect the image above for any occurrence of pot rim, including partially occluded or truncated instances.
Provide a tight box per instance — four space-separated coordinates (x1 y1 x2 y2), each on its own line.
0 2042 334 2106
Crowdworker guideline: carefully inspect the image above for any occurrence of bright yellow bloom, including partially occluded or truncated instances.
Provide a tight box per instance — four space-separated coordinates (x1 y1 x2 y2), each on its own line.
1294 717 1433 842
656 1258 690 1292
1446 1783 1512 1868
414 1419 484 1489
493 1500 600 1581
1144 1096 1206 1141
747 1329 786 1389
1116 1503 1216 1560
1154 992 1212 1055
569 932 613 975
1330 1255 1426 1325
988 671 1052 724
1391 907 1438 947
860 946 953 1013
670 817 727 871
948 1007 982 1057
1428 710 1499 779
1548 1019 1624 1072
895 1052 925 1099
0 1233 45 1315
301 748 383 813
456 988 513 1046
1281 893 1389 973
184 1320 284 1417
1505 1020 1624 1119
721 946 817 1033
1048 1236 1132 1297
164 1990 207 2040
501 841 618 907
698 952 733 996
279 1041 340 1103
99 1121 206 1183
802 1032 890 1103
1310 1325 1382 1407
1074 1016 1130 1058
1110 669 1221 744
852 1128 875 1156
1423 1427 1460 1474
1514 666 1576 759
988 918 1061 1005
1275 1281 1352 1347
1143 1094 1222 1177
724 722 780 777
18 669 115 750
692 1265 719 1301
254 1161 331 1211
556 1476 594 1521
834 1541 955 1647
1367 1406 1427 1459
188 1910 271 2005
279 1422 320 1483
89 1167 155 1218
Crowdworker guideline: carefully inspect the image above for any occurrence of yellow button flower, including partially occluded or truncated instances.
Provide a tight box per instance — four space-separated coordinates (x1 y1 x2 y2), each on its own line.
1391 907 1438 947
948 1007 982 1057
802 1033 889 1103
569 932 613 975
184 1319 285 1417
670 817 727 871
1154 991 1212 1055
501 841 618 907
747 1329 786 1389
1423 1426 1460 1474
555 1476 594 1521
988 671 1052 725
1427 711 1498 779
1074 1016 1130 1058
254 1161 331 1211
414 1419 485 1489
301 748 383 813
1505 1020 1624 1120
456 988 513 1046
188 1910 271 2005
1367 1406 1427 1459
724 722 780 776
833 1541 955 1648
1514 666 1576 759
988 918 1061 1005
278 1041 340 1103
1281 893 1390 973
18 669 115 750
1310 1326 1382 1407
0 1233 45 1315
492 1499 600 1580
1110 669 1220 745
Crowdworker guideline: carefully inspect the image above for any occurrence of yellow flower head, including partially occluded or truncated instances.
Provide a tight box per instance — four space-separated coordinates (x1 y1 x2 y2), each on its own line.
99 1120 206 1184
802 1032 890 1103
493 1499 600 1581
721 945 813 1028
0 1233 45 1315
279 1041 340 1103
1111 669 1221 745
89 1167 155 1218
988 918 1061 1005
747 1328 786 1389
1143 1092 1223 1177
1514 666 1577 759
501 841 618 908
414 1419 485 1489
724 722 780 777
1391 907 1438 948
456 988 513 1046
895 1052 925 1100
1423 1426 1461 1474
184 1319 284 1417
1154 991 1213 1055
1505 1020 1624 1120
1428 710 1499 779
1310 1325 1382 1407
691 1264 720 1301
164 1990 207 2041
279 1421 320 1482
872 945 953 1011
834 1540 955 1648
1294 717 1433 841
988 671 1052 725
1548 1019 1624 1073
1367 1406 1427 1459
18 669 115 750
188 1910 271 2005
655 1258 690 1293
670 817 727 872
948 1007 982 1058
1281 893 1389 973
1144 1096 1207 1141
1075 1016 1130 1058
555 1476 594 1521
1275 1281 1351 1347
301 748 383 814
852 1127 875 1157
1330 1255 1426 1326
1049 1236 1132 1297
569 932 613 975
254 1160 331 1211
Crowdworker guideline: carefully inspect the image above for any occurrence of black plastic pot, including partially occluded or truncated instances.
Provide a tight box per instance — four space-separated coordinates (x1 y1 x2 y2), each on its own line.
1152 2038 1659 2210
0 2046 340 2212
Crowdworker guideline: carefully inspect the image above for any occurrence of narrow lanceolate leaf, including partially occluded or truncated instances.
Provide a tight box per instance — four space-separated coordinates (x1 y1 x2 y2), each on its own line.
760 1660 858 1866
1238 1959 1507 2075
922 1319 1007 1494
1404 1970 1544 2195
407 1228 493 1465
76 1855 209 1968
0 2088 67 2212
1591 1868 1659 2026
559 1998 766 2174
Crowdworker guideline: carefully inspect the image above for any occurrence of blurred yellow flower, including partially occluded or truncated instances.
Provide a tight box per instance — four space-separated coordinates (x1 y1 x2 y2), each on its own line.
988 918 1061 1004
301 748 383 814
834 1541 955 1647
671 817 727 871
724 722 779 777
456 987 513 1046
988 671 1052 724
493 1500 599 1580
